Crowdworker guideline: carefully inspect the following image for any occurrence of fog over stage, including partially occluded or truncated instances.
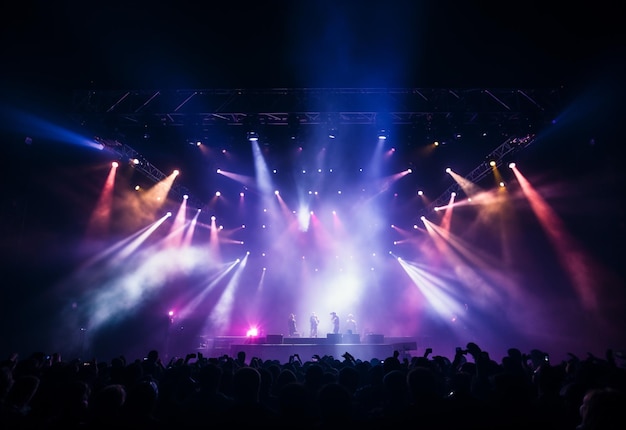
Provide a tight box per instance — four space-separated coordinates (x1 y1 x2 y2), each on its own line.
1 85 624 365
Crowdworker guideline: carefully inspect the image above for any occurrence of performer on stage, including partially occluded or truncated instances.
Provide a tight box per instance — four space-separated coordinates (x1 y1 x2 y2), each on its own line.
345 313 357 335
288 313 298 337
330 311 340 334
309 312 320 337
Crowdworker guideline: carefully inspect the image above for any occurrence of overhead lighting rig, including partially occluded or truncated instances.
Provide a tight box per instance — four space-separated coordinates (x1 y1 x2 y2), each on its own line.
94 136 205 210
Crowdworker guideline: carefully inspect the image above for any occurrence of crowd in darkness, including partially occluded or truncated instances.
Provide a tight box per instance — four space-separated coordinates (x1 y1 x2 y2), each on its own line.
1 342 625 429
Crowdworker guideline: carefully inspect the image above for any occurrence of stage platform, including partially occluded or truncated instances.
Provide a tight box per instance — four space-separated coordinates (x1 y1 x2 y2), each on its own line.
201 334 420 362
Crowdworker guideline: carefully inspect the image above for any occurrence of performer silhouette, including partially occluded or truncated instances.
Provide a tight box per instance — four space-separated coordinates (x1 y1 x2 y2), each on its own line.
345 313 357 335
288 313 298 336
309 312 320 337
330 312 340 334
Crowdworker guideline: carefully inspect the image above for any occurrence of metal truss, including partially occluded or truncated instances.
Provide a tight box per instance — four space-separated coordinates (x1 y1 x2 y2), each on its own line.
419 134 535 217
81 88 558 214
94 137 205 210
71 87 562 131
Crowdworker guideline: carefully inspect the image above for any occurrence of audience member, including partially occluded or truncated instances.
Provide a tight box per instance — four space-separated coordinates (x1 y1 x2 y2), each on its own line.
226 366 278 425
0 342 624 427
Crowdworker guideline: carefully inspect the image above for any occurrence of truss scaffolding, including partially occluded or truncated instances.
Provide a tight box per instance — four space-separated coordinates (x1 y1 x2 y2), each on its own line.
80 88 560 216
72 87 561 131
94 137 205 210
418 134 535 218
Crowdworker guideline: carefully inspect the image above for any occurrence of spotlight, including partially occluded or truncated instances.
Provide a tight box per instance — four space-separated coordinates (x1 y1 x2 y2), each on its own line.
287 113 300 140
375 112 391 140
247 131 259 142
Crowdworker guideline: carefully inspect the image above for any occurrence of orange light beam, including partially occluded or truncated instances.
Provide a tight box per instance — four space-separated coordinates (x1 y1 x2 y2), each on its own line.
85 162 118 238
512 165 601 310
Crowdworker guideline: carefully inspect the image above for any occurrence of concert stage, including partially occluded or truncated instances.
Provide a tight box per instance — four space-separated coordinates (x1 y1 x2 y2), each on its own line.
202 334 419 362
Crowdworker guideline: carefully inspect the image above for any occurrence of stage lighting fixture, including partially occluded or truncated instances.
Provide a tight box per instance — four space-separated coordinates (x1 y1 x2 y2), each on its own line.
287 113 300 140
375 112 391 138
247 131 259 142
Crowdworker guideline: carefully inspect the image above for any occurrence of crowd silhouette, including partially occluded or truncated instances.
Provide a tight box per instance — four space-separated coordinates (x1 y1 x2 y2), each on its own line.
1 342 625 429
